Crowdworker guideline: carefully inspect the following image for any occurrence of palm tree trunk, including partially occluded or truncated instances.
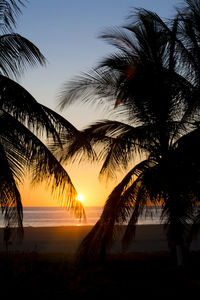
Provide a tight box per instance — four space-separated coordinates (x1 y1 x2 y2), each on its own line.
176 244 184 267
164 192 191 267
166 221 186 267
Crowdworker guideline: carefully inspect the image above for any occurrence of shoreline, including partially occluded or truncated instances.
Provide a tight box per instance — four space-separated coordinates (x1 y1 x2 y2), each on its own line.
0 224 199 254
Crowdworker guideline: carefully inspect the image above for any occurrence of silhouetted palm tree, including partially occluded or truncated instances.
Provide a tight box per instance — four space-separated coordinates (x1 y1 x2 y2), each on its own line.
0 0 85 237
175 0 200 244
59 5 200 265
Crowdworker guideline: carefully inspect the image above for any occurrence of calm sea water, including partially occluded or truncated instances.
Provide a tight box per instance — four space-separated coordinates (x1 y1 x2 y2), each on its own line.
0 207 163 227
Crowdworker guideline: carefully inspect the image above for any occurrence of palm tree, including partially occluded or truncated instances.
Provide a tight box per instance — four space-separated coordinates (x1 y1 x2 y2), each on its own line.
175 0 200 242
0 0 85 238
59 5 200 265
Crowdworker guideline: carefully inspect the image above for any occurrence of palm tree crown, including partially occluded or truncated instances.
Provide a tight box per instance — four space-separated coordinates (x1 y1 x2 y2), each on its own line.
59 1 200 263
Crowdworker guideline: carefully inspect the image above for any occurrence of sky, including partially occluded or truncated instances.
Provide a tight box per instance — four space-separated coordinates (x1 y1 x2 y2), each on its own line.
16 0 182 207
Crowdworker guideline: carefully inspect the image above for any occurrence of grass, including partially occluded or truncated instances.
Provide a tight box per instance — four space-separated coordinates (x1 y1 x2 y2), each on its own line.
0 251 200 298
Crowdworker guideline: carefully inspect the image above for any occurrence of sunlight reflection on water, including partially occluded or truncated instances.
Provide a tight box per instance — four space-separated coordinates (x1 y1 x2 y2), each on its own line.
0 207 164 227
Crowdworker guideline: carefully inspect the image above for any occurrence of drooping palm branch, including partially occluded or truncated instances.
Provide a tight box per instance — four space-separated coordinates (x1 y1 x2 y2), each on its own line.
42 105 96 165
0 33 46 78
76 159 155 262
0 140 23 235
0 75 88 227
0 109 86 222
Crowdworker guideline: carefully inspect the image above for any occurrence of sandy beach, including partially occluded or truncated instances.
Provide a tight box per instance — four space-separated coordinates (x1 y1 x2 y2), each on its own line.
0 225 200 298
0 224 200 253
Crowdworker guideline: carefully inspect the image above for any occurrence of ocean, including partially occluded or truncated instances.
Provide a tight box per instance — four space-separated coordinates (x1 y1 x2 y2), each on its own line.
0 206 163 227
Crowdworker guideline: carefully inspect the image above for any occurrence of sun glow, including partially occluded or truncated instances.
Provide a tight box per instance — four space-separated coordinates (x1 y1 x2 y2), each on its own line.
77 194 84 203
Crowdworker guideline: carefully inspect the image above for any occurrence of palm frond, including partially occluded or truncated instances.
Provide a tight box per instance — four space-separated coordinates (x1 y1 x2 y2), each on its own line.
0 33 46 78
43 105 96 164
76 160 152 262
0 140 23 237
0 0 24 32
175 1 200 84
0 109 27 182
121 183 148 251
0 75 62 141
82 120 141 179
125 10 168 66
41 105 79 137
99 26 137 55
114 159 158 227
1 109 85 219
59 68 119 110
81 120 170 180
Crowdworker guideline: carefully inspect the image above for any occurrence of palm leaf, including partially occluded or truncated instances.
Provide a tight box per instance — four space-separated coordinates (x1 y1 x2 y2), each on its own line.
81 120 171 180
1 109 85 219
121 183 148 251
59 68 120 110
0 0 24 32
0 140 23 236
0 75 62 142
0 33 46 78
43 105 95 164
76 160 152 262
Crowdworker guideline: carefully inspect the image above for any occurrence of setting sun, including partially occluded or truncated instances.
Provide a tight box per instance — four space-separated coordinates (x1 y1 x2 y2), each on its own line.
77 194 84 203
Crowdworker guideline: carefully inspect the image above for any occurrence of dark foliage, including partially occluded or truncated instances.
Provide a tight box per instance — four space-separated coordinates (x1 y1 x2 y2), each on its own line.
59 0 200 264
0 0 85 235
0 251 200 298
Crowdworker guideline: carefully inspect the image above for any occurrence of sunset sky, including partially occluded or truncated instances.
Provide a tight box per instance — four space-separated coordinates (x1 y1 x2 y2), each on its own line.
17 0 181 207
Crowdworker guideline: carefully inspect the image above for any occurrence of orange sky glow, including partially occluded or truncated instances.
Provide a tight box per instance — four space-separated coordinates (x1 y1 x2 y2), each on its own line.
20 162 123 207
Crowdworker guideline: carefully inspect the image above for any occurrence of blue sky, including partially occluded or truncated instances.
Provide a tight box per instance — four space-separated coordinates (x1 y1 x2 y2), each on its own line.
17 0 182 129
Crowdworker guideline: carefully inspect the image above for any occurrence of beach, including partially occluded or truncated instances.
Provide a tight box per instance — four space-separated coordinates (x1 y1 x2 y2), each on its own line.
0 225 200 298
1 224 200 254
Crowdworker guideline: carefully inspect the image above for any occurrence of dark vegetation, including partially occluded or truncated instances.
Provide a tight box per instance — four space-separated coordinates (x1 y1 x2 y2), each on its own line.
59 0 200 265
0 251 200 298
0 0 85 235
